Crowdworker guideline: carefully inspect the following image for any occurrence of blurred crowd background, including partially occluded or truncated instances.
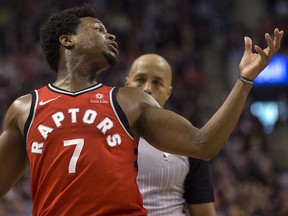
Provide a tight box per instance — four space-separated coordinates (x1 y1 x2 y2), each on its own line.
0 0 288 215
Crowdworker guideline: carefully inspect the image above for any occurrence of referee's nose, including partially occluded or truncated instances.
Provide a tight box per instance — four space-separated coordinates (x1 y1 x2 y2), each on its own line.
142 82 152 95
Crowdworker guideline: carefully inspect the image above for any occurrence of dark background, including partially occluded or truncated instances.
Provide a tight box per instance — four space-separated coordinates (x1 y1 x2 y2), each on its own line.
0 0 288 215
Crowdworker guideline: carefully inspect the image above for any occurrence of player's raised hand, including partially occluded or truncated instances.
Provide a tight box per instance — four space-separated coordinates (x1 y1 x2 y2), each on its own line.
239 28 284 81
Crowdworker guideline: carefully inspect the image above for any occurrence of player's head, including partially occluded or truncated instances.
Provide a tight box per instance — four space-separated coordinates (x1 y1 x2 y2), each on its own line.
126 54 172 107
40 4 118 72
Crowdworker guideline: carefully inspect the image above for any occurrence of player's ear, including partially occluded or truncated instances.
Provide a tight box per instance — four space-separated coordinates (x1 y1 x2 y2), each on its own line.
59 35 74 49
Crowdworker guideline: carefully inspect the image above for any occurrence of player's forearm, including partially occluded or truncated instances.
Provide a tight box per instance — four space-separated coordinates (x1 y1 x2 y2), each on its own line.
136 80 252 160
198 79 252 159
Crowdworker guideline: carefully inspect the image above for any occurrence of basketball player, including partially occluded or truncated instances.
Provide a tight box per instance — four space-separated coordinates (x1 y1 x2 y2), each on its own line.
0 4 284 215
126 53 216 216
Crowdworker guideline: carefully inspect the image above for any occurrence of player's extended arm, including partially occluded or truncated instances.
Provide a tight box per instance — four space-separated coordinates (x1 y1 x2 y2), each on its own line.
0 95 30 197
119 28 284 160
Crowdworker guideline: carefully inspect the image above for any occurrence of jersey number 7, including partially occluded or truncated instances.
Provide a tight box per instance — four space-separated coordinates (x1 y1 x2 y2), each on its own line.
64 138 84 173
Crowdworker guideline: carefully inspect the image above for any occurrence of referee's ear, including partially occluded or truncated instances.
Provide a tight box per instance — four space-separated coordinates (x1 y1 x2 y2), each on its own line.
125 77 130 87
165 86 173 101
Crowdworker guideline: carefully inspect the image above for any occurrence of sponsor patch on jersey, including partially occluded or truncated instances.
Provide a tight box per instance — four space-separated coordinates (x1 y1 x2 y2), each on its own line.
39 96 61 106
89 93 109 104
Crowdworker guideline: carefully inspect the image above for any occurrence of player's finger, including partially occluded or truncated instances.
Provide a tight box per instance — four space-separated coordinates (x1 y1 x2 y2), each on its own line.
274 28 284 51
254 45 268 61
265 33 275 55
244 36 252 53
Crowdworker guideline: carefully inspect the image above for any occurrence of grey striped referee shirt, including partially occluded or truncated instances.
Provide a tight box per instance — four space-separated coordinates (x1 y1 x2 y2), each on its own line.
137 138 189 216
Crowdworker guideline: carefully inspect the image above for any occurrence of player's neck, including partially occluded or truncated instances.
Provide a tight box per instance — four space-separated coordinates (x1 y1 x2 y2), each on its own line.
53 71 98 92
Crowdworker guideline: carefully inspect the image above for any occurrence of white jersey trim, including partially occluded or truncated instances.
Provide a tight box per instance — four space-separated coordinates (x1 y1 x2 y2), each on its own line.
47 83 103 96
25 90 39 148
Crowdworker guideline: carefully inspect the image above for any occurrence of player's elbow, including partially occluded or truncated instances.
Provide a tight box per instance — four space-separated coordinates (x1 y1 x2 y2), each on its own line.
196 150 216 161
191 137 227 160
200 149 220 161
0 185 11 198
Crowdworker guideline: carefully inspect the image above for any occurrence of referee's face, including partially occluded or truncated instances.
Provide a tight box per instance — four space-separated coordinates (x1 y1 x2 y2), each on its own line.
125 55 172 107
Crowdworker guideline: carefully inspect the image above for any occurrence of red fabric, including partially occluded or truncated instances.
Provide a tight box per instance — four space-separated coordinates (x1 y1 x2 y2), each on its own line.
26 84 147 216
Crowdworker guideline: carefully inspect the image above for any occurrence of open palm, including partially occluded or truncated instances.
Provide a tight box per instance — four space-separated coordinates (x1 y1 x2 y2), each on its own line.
239 28 284 81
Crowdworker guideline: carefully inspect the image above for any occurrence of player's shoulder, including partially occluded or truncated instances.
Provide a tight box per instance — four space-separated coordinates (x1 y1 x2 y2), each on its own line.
117 86 160 107
3 93 32 131
12 93 32 108
115 87 161 136
8 93 32 118
117 86 145 98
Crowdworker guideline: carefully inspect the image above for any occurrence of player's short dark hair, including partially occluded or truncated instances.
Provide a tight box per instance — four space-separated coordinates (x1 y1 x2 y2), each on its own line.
40 4 97 72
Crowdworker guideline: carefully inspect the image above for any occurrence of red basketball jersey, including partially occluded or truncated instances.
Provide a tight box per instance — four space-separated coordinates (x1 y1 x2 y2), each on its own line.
25 83 147 216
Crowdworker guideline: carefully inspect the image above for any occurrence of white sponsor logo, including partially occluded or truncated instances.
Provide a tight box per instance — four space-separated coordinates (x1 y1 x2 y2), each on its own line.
95 93 104 99
39 96 61 106
90 93 108 104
